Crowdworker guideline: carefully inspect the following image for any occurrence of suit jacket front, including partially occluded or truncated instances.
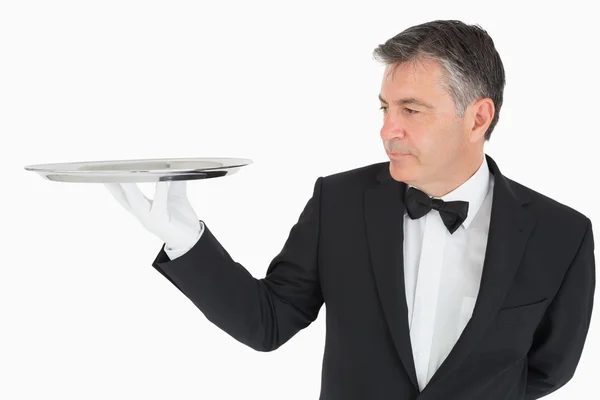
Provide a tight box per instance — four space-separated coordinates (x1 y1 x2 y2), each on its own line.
151 153 595 400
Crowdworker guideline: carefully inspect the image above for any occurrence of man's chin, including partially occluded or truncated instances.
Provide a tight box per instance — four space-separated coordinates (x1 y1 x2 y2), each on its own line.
388 163 413 183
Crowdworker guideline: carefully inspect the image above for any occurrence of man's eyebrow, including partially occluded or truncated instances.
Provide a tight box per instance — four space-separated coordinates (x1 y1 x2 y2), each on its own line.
378 94 434 109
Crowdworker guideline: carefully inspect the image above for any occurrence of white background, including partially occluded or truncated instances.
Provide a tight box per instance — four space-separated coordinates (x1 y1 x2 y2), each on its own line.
2 1 598 399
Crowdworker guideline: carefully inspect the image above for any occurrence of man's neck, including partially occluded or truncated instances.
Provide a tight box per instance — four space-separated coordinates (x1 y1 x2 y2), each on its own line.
413 154 484 198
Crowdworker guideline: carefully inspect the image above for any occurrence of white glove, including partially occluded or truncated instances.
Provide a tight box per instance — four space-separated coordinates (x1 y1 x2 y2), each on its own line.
104 180 203 253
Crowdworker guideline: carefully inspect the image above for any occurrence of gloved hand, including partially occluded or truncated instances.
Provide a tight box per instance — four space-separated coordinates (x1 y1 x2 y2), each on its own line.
104 180 202 252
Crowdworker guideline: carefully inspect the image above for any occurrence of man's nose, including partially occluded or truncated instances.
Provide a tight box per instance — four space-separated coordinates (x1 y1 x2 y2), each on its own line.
380 114 406 140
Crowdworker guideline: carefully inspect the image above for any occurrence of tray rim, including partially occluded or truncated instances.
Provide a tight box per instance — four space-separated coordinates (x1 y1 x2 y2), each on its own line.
24 156 254 174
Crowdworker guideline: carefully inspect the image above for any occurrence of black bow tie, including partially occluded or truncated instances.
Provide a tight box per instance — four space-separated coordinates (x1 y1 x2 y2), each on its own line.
404 186 469 234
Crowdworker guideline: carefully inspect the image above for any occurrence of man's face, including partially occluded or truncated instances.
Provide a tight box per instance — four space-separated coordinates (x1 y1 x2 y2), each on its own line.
379 59 472 189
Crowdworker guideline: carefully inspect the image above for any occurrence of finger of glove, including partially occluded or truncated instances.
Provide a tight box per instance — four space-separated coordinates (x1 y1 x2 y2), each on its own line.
104 183 132 213
169 181 198 221
151 181 170 220
168 180 188 199
120 183 151 219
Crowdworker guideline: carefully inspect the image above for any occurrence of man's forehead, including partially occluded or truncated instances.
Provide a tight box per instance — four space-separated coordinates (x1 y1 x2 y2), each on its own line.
378 92 435 109
380 62 447 102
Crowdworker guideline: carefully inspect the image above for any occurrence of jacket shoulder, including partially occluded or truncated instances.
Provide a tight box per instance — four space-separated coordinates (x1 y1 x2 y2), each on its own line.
321 161 388 188
507 176 591 228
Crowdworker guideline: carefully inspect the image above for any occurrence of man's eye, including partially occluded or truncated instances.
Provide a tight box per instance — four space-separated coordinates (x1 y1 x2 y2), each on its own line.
379 106 418 115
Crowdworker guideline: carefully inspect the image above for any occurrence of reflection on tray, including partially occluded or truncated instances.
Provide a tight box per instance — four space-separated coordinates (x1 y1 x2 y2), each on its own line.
83 160 225 172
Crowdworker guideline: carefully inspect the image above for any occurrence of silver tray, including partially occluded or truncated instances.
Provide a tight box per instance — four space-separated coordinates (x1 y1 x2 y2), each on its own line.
24 157 253 183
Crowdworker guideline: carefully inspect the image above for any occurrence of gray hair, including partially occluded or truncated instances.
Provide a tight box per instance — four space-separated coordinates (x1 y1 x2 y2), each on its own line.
373 20 506 141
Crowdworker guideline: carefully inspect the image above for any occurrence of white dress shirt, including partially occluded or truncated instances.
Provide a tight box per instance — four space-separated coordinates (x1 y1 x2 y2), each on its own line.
164 224 205 260
404 155 494 391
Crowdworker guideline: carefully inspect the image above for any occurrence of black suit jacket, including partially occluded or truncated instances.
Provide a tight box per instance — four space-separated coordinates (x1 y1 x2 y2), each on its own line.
151 153 595 399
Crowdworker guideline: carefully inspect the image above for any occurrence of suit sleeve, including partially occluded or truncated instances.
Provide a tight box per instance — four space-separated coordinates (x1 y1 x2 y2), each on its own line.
150 177 325 352
525 218 595 399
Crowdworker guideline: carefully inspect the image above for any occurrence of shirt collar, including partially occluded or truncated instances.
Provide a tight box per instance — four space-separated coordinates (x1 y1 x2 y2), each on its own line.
404 155 491 229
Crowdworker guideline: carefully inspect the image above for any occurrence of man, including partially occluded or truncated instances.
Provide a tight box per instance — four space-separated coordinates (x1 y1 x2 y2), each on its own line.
106 20 595 399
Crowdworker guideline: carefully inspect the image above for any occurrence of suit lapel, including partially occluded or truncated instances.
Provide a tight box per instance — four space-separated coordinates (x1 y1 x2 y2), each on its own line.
364 154 536 393
365 166 418 389
425 154 536 389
